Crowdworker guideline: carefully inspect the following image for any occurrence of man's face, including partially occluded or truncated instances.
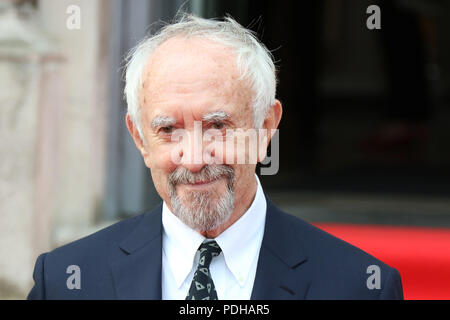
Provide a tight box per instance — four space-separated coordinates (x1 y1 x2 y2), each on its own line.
131 37 258 232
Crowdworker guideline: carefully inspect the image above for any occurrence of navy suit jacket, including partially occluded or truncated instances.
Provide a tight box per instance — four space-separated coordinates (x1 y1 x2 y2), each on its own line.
27 198 403 299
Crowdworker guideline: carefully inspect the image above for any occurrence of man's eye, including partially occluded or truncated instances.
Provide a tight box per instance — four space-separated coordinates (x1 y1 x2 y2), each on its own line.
212 122 225 130
160 126 174 134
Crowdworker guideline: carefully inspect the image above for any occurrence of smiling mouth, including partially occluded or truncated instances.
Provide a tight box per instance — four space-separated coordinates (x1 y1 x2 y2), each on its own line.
183 177 222 188
191 181 211 185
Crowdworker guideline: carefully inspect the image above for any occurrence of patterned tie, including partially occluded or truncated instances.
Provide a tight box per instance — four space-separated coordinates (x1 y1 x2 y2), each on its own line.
186 240 222 300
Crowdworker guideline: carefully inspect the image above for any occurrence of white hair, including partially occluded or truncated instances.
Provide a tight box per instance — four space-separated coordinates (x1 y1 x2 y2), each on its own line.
123 13 277 138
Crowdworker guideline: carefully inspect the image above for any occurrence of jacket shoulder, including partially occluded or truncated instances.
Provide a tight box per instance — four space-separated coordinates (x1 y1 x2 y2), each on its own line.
50 212 146 259
270 200 392 267
266 199 403 299
30 209 160 299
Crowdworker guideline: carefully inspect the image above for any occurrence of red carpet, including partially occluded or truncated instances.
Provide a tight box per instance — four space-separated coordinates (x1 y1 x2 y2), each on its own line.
313 223 450 300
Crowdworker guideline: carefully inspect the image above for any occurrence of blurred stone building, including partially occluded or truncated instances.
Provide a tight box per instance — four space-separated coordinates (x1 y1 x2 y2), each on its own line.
0 0 110 298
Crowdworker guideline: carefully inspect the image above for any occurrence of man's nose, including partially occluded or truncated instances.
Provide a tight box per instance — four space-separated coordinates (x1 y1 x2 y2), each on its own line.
178 127 211 173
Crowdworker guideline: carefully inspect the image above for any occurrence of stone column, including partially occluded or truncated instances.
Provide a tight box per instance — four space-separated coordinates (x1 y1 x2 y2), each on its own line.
0 1 64 298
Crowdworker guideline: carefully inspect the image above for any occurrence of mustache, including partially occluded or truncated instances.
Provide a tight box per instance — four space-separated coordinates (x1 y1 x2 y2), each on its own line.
168 165 235 187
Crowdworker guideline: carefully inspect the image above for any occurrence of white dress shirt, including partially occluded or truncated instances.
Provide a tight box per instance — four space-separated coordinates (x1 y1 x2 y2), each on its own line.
161 174 267 300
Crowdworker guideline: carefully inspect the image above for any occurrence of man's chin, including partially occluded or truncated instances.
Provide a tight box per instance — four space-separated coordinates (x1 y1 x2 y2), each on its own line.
170 189 235 232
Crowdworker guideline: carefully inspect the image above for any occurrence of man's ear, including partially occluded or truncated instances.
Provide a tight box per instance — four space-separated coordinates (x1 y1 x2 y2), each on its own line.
258 99 282 162
126 114 150 166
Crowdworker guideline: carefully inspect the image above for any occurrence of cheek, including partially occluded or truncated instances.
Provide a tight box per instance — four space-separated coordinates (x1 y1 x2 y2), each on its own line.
214 133 258 166
232 164 256 196
146 145 179 193
148 144 179 172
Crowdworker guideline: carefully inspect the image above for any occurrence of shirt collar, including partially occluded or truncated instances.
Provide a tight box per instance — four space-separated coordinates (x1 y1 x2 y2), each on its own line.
215 174 266 287
162 174 267 288
162 202 205 288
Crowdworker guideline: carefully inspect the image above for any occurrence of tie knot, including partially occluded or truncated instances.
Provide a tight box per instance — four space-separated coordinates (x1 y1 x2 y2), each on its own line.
198 240 222 268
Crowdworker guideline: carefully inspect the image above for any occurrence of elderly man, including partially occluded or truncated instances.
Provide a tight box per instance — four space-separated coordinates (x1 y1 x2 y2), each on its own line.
28 14 403 300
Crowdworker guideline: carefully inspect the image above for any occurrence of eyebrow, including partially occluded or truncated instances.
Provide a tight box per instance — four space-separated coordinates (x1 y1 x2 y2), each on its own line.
202 110 230 122
151 111 230 129
151 116 177 129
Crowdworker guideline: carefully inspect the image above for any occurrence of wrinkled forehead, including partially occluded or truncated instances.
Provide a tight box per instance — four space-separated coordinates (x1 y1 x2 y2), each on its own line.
138 37 252 114
141 37 242 90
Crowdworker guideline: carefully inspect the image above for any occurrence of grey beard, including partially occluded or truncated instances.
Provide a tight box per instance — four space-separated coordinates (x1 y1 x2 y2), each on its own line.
168 165 235 232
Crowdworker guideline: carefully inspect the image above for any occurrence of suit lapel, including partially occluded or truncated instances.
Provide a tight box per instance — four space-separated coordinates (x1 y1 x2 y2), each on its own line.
108 197 310 300
110 204 163 300
251 197 310 300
